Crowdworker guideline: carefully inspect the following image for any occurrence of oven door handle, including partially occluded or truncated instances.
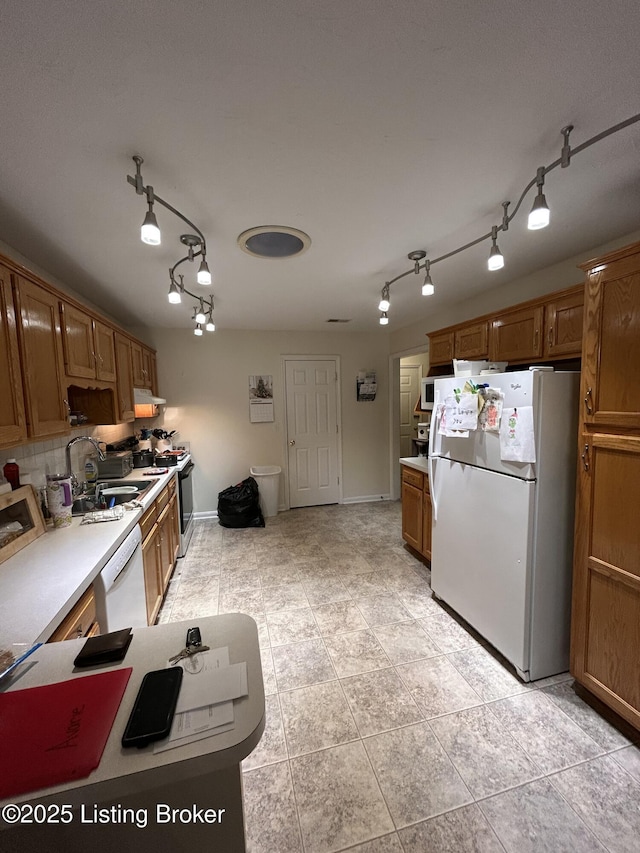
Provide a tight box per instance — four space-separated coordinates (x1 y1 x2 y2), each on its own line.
179 461 195 479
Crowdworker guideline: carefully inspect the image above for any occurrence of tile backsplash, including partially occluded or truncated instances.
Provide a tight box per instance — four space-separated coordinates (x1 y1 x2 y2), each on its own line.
1 424 132 491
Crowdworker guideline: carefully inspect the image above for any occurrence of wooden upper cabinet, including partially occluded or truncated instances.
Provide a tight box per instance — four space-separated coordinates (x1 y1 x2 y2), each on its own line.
0 265 28 446
580 246 640 429
544 286 584 359
131 341 156 389
428 330 455 366
454 320 489 360
93 320 117 382
60 303 116 383
490 305 544 363
114 332 135 422
14 275 69 439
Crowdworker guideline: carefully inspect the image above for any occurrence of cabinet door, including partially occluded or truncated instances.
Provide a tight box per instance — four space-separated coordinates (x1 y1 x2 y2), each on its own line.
0 265 27 446
428 331 455 366
131 341 146 387
580 255 640 429
544 288 584 358
158 503 174 590
94 320 117 382
60 302 96 379
422 484 432 561
114 332 135 422
142 524 163 625
571 433 640 729
401 481 423 552
454 321 488 360
490 305 544 363
142 348 154 391
15 276 69 438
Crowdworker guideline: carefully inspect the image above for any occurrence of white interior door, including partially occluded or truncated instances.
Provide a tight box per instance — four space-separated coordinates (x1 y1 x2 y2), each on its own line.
400 363 420 458
285 359 340 507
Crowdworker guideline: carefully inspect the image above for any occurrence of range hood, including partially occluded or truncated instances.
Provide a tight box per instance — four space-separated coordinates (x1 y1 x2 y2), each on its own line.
134 388 167 405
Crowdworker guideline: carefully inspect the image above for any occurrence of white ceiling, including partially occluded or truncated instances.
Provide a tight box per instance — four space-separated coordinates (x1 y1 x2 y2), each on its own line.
0 1 639 334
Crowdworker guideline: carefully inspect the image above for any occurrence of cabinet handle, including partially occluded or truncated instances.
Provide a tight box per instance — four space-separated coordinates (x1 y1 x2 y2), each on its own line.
548 327 553 346
584 387 593 414
581 444 590 472
534 328 539 350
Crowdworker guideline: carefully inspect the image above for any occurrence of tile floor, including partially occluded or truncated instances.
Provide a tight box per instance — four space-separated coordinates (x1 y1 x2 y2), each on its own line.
158 501 640 853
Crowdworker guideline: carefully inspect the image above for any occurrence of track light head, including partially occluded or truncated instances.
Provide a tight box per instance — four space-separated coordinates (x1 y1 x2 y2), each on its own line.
488 227 504 270
528 191 550 230
378 283 390 313
194 323 203 336
168 278 182 304
141 207 161 245
194 299 206 324
379 312 389 325
197 258 212 285
421 260 435 296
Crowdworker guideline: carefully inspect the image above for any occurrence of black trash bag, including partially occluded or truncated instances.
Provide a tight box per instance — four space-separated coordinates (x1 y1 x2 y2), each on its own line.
217 476 265 528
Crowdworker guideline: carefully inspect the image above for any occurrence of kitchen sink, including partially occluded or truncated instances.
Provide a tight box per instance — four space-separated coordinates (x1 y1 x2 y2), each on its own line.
71 479 154 515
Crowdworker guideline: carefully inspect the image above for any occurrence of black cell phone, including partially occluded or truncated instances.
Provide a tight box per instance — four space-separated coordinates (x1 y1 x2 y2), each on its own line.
121 667 183 749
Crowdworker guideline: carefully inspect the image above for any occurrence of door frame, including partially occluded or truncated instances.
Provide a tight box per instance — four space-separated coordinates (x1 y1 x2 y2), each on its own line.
388 344 430 501
281 354 343 510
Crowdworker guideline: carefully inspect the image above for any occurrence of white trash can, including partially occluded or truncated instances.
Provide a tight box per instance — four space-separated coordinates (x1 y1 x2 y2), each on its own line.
249 466 282 517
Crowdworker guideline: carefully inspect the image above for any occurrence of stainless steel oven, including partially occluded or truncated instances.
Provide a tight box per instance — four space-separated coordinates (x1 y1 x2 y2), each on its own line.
177 460 195 557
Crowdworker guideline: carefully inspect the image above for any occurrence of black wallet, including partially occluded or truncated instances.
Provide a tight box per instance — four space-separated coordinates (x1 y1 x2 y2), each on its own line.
73 627 133 668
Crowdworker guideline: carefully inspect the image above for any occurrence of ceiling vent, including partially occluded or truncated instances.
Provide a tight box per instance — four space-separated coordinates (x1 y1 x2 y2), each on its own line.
237 226 311 258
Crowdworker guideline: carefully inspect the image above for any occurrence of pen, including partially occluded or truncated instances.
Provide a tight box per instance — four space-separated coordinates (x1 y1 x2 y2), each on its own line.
0 642 43 681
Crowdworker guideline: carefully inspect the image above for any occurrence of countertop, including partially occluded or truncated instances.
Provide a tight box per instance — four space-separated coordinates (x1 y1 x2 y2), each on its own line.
0 614 265 810
0 456 191 654
399 456 430 474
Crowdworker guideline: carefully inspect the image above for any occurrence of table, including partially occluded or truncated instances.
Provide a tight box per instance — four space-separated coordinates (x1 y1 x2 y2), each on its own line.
0 614 265 852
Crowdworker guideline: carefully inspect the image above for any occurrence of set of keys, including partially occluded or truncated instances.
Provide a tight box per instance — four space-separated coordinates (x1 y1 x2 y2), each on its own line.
169 626 210 665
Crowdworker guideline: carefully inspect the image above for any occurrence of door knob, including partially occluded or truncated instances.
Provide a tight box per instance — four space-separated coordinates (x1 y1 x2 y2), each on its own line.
289 440 295 446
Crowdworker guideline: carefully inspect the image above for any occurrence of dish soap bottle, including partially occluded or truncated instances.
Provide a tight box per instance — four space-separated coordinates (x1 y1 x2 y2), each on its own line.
84 455 98 489
3 458 20 490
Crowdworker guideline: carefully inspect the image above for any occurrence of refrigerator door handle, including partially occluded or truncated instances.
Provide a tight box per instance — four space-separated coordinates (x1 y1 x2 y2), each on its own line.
429 393 440 520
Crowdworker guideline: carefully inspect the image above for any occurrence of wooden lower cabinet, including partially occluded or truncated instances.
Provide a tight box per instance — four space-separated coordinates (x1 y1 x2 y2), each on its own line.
48 585 97 641
401 465 431 560
141 478 180 625
142 521 164 626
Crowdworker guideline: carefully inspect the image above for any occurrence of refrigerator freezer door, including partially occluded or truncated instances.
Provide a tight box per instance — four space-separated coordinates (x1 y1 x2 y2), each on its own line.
431 461 535 676
431 370 537 480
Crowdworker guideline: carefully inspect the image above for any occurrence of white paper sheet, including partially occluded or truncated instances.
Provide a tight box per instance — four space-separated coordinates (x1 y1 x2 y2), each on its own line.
175 661 248 714
499 406 536 462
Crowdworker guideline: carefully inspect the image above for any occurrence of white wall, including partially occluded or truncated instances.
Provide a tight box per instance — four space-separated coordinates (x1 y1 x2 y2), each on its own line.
145 329 391 513
389 229 640 353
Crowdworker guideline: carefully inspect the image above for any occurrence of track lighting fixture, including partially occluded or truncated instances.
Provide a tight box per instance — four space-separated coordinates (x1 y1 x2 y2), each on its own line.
128 155 216 328
488 226 504 271
378 283 390 312
375 114 640 325
528 167 550 230
422 260 435 296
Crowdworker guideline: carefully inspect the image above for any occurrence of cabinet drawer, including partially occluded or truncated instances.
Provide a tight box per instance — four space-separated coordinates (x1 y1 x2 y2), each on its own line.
139 504 157 541
156 485 170 513
402 466 424 489
48 586 96 642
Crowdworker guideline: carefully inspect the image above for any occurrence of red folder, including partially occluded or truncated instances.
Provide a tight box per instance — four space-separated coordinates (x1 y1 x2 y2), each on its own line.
0 667 132 799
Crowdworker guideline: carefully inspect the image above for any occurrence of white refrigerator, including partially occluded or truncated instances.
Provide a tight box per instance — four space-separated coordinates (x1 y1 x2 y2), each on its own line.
428 368 579 682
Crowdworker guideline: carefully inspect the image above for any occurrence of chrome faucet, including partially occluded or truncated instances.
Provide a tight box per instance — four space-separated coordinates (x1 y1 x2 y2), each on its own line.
65 436 106 496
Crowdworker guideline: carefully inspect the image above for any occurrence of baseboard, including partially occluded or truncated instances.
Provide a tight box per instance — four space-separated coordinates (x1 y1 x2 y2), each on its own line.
341 494 392 504
194 510 218 520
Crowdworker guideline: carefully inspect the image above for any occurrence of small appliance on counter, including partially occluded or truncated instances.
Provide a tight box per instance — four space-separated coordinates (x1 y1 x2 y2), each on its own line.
154 450 187 467
132 449 155 468
97 451 134 479
417 423 430 441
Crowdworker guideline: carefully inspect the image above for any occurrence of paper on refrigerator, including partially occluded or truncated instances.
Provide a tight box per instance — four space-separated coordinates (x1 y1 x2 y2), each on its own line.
499 406 536 462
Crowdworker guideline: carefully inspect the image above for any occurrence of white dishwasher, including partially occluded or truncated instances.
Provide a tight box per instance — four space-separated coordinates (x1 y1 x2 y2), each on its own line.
93 525 147 633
